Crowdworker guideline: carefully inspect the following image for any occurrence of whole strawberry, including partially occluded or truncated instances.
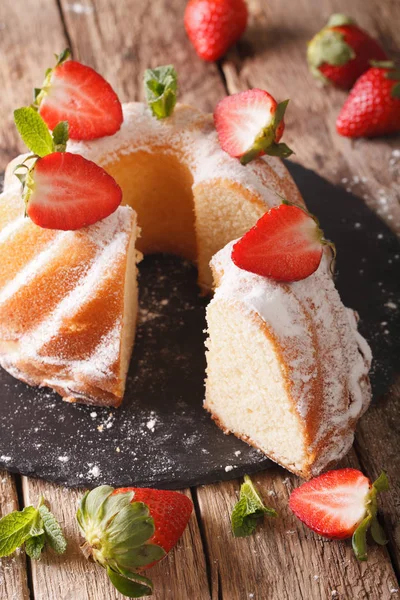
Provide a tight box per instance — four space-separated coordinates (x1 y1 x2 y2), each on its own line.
77 485 193 597
337 61 400 137
307 14 387 89
184 0 248 62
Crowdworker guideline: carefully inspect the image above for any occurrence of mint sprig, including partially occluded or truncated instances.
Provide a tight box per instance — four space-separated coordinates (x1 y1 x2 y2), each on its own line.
14 107 54 158
144 65 178 119
0 497 66 559
13 108 70 207
231 475 277 537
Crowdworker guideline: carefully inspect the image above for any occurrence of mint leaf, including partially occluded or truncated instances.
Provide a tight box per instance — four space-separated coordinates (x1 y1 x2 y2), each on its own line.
25 533 45 560
39 504 67 554
52 121 69 152
0 506 39 557
231 475 277 537
144 65 178 119
14 107 54 157
107 566 153 598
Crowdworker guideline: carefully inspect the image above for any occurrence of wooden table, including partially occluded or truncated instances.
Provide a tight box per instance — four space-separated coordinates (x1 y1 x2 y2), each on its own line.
0 0 399 598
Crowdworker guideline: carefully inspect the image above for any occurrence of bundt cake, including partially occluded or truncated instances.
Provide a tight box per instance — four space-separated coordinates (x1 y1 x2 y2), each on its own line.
0 183 139 406
205 243 372 478
0 95 372 476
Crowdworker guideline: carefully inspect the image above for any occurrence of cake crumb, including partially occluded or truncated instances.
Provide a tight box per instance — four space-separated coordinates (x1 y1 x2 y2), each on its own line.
88 465 100 478
385 302 398 310
90 411 97 418
225 465 234 472
116 447 121 453
58 456 69 463
234 450 241 457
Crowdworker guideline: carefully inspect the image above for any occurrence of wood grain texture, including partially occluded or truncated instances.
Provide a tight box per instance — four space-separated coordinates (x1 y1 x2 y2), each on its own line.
22 478 210 600
354 377 400 574
197 455 400 600
220 0 400 234
58 0 226 111
0 471 30 600
0 0 68 170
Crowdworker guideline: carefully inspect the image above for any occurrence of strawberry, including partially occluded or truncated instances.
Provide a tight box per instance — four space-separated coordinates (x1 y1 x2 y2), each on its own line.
289 469 389 561
214 89 293 165
307 14 387 88
77 485 193 597
13 107 122 230
26 152 122 230
336 61 400 138
231 203 334 282
34 49 123 140
184 0 248 62
114 487 193 560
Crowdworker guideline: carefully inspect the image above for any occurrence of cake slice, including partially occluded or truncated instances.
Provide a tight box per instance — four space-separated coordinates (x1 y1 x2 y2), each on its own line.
204 242 372 478
0 185 139 407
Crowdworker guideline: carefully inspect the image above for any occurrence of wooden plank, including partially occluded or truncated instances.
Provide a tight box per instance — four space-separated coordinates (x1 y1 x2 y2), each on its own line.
22 478 210 600
196 454 400 600
218 0 400 580
0 0 69 170
220 0 400 234
58 0 226 111
0 472 30 600
354 376 400 573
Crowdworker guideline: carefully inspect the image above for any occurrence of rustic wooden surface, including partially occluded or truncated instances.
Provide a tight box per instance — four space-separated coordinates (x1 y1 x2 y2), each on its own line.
0 0 399 599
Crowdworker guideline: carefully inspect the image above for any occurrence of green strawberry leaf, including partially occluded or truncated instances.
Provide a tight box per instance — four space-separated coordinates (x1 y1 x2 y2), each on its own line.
52 121 69 152
370 517 388 546
0 506 39 557
77 485 115 533
372 471 389 493
307 29 355 71
352 514 371 561
25 533 45 560
231 475 277 537
107 566 153 598
144 64 178 119
55 48 71 67
326 14 355 27
39 504 67 554
265 142 294 159
14 107 54 157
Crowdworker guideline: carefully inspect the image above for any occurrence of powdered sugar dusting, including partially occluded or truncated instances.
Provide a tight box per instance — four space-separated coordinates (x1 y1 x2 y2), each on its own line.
211 242 372 470
67 102 295 207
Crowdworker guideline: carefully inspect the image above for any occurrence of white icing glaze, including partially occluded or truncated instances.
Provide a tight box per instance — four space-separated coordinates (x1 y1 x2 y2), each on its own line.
210 242 372 468
66 102 291 207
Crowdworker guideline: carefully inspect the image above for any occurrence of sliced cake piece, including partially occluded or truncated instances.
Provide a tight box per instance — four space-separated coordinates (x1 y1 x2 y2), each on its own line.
204 242 372 478
0 185 139 407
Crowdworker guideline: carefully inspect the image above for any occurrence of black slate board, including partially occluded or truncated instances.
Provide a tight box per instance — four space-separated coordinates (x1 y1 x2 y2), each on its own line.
0 162 398 489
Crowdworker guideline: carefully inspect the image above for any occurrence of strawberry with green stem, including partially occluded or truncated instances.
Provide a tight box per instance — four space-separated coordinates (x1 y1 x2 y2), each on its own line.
13 107 122 230
289 469 389 561
307 14 387 89
77 485 193 598
214 89 293 165
33 49 123 140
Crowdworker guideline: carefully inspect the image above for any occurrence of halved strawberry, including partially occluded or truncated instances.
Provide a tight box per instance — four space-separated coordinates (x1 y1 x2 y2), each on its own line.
231 203 333 282
26 152 122 230
214 89 293 165
36 50 123 140
289 469 389 561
